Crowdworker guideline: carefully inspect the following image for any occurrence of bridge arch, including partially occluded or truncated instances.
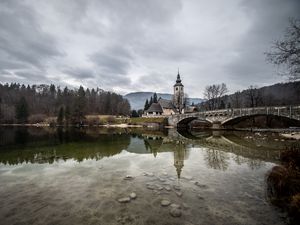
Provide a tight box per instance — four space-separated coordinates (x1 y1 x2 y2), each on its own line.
177 117 212 128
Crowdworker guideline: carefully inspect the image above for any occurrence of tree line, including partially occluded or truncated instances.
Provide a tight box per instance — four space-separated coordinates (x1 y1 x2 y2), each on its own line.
201 81 300 110
0 83 131 124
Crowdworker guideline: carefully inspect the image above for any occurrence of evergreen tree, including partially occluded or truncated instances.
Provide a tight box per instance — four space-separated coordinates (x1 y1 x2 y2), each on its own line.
16 97 29 123
65 105 70 125
153 93 158 103
144 99 149 110
131 110 139 117
149 96 153 106
72 86 86 125
57 106 64 125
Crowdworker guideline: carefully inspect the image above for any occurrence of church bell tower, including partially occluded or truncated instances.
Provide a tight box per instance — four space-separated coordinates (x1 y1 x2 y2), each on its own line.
173 70 184 113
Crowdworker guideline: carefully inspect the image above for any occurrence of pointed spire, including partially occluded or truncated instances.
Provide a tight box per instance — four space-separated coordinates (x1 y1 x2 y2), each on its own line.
176 68 181 83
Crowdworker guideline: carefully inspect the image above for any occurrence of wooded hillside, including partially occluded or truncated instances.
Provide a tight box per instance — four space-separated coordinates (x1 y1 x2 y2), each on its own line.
200 81 300 110
0 83 131 124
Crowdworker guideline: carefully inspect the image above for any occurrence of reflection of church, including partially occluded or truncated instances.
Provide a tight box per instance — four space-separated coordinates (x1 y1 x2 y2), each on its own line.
173 143 187 178
142 135 188 178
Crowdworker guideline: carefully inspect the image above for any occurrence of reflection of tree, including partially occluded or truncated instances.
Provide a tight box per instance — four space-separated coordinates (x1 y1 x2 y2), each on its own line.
0 128 131 165
143 136 163 157
14 127 29 146
205 149 229 171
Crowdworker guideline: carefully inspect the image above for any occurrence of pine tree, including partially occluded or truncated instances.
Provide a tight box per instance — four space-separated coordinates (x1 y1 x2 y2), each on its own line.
153 93 158 103
149 96 153 106
57 106 64 125
144 99 149 110
16 97 29 124
131 110 139 117
65 105 70 126
72 86 86 125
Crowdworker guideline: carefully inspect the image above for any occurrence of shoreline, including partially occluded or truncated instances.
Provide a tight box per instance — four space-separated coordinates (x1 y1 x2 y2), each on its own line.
1 124 300 136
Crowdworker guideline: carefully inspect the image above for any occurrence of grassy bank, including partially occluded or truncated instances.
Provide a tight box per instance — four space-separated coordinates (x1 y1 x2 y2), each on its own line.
0 115 169 127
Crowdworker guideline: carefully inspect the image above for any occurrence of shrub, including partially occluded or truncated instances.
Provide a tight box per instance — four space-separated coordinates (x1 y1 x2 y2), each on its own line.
28 114 47 124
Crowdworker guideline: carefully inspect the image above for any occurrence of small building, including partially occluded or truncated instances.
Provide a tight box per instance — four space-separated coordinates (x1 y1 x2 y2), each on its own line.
144 103 163 116
158 98 177 115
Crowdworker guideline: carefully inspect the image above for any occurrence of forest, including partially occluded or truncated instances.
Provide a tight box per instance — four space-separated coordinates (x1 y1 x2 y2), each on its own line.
0 83 131 124
201 81 300 110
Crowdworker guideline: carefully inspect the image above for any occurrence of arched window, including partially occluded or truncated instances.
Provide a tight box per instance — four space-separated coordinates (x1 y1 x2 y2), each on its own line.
176 87 178 91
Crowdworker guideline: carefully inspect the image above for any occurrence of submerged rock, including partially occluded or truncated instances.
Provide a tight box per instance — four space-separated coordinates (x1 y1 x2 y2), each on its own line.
182 176 193 180
118 197 131 203
175 191 183 197
155 184 164 190
161 199 171 207
124 175 134 180
170 207 182 217
146 184 156 190
170 203 181 209
130 192 137 199
144 172 154 177
197 194 204 200
159 178 167 182
194 182 208 188
164 186 172 191
173 185 181 190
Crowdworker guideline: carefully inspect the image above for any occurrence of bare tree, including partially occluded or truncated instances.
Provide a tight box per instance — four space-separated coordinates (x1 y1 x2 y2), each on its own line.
265 18 300 81
203 83 228 110
183 93 190 108
245 85 264 107
230 91 242 108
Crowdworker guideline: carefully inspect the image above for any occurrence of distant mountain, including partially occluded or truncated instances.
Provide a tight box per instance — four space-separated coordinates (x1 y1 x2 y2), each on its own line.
124 92 204 110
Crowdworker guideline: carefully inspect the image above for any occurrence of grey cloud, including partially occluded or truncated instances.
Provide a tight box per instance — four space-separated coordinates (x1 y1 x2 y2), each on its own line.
1 0 299 97
0 0 62 70
225 0 300 87
63 68 95 79
90 45 133 75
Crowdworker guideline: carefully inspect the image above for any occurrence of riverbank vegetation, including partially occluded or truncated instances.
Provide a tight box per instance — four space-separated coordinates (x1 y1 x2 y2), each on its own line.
267 146 300 224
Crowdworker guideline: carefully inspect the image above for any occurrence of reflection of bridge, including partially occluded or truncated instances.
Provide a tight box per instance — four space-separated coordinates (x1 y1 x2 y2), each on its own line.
167 129 282 164
168 105 300 128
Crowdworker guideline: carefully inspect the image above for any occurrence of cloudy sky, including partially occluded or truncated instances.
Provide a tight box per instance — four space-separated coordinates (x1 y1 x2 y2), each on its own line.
0 0 299 97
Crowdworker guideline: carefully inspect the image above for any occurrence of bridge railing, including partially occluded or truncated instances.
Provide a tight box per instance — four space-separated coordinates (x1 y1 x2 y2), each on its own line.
184 105 300 120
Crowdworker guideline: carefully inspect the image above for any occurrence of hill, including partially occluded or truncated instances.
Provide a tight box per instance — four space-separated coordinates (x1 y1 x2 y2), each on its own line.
201 81 300 110
124 92 204 110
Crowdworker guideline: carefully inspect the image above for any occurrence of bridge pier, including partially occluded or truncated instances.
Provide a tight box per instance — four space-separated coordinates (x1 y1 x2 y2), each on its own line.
212 121 222 130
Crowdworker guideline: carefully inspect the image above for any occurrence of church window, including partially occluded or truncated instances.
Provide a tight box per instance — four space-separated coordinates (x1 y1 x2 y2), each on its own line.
176 87 178 91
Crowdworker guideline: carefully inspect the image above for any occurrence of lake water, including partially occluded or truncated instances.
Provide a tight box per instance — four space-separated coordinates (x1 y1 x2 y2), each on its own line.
0 127 296 225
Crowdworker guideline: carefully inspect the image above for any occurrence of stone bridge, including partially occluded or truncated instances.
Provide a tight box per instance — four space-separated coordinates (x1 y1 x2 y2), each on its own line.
168 105 300 129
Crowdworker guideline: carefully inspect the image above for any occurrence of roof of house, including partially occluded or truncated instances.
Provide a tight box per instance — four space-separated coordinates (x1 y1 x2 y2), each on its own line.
146 103 163 113
158 98 176 110
185 106 198 113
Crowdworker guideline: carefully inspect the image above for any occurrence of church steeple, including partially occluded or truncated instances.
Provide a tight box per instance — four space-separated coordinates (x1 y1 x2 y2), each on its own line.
173 70 184 113
176 68 182 84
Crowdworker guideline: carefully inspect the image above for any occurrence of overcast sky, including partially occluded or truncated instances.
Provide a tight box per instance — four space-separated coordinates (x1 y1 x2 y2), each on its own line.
0 0 299 97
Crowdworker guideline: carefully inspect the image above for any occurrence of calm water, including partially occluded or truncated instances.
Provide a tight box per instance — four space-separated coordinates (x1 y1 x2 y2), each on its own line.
0 127 296 225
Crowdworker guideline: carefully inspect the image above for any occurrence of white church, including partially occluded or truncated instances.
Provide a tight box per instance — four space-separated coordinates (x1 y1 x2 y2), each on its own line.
144 71 197 117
